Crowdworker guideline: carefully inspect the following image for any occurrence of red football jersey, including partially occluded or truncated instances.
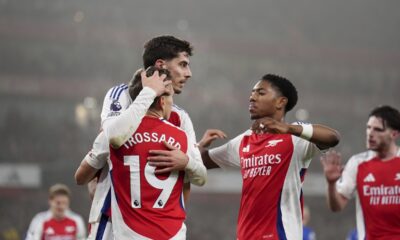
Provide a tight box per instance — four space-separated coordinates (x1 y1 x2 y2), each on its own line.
25 210 85 240
41 218 78 240
109 116 188 239
356 156 400 239
209 128 319 239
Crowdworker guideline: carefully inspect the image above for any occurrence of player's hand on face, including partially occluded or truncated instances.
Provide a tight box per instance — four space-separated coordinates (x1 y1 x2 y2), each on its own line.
147 141 189 174
197 129 227 148
251 117 290 134
320 149 343 184
141 69 172 96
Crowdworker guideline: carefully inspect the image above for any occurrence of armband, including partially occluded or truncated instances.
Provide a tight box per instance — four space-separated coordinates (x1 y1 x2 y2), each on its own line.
300 124 313 140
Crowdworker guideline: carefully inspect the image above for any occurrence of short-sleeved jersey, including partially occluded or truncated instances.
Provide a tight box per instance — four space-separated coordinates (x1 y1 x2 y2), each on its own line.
109 116 189 240
209 128 319 240
25 210 86 240
337 149 400 239
92 84 199 226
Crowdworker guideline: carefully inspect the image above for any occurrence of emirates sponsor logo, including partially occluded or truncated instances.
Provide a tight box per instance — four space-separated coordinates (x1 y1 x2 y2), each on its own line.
265 139 283 147
241 154 282 179
363 173 375 182
364 184 400 205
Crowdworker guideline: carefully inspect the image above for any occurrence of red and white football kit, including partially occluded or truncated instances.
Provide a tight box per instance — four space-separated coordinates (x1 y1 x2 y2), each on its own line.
86 85 203 239
25 210 86 240
209 126 319 240
337 149 400 240
109 116 196 239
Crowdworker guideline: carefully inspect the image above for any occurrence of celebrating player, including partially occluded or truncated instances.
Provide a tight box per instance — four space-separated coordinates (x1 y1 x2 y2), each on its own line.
200 74 340 239
320 105 400 239
75 35 225 239
25 184 86 240
105 67 206 239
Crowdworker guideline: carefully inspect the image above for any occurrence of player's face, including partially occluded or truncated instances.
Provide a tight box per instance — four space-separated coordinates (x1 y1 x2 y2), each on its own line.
49 194 70 219
163 52 192 94
162 85 174 119
249 80 281 120
366 116 395 152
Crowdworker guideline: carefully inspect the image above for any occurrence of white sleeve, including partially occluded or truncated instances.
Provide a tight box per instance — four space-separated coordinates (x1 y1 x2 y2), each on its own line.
293 136 320 168
25 214 44 240
100 84 131 126
208 133 244 169
84 132 109 169
103 87 157 148
184 138 207 186
178 109 197 143
291 122 321 168
336 155 359 199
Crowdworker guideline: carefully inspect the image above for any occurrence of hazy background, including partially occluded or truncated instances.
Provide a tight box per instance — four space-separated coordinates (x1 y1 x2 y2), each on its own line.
1 0 399 239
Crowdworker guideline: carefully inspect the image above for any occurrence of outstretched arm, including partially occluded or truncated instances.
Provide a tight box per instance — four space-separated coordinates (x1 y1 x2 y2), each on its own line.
147 129 226 182
104 70 171 148
252 118 340 149
320 150 349 211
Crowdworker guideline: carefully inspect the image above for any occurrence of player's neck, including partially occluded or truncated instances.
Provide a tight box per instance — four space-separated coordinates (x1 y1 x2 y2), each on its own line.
146 109 164 119
377 143 399 161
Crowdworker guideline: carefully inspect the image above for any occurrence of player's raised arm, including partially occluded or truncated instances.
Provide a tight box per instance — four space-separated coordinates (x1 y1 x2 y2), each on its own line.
252 118 340 150
320 150 349 211
103 70 170 148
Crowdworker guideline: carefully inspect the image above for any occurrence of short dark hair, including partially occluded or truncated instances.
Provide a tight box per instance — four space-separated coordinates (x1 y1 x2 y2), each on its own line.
261 74 298 113
143 36 193 68
49 183 71 199
129 67 171 109
369 105 400 131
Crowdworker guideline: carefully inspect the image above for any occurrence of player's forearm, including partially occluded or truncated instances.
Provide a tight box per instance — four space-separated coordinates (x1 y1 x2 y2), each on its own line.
327 181 348 212
74 160 98 185
200 147 220 169
289 124 340 149
103 87 156 148
185 156 207 186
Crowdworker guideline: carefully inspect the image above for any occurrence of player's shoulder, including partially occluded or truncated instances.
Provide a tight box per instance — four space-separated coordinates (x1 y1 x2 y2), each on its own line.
172 104 189 116
349 150 375 163
107 83 128 98
65 210 85 222
104 83 131 105
231 129 252 143
160 118 186 134
31 210 52 222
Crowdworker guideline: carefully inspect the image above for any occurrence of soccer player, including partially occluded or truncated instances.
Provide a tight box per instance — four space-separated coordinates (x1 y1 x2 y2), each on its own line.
104 67 206 239
75 68 170 240
76 35 224 239
200 74 340 240
320 105 400 239
25 184 86 240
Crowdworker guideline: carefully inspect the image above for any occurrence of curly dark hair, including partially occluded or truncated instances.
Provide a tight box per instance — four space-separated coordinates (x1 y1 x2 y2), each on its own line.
261 74 298 113
143 35 193 68
369 105 400 131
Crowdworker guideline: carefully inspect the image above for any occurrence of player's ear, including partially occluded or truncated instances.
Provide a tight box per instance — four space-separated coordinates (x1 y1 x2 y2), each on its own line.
276 96 288 111
154 59 166 69
392 130 400 139
158 96 166 110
